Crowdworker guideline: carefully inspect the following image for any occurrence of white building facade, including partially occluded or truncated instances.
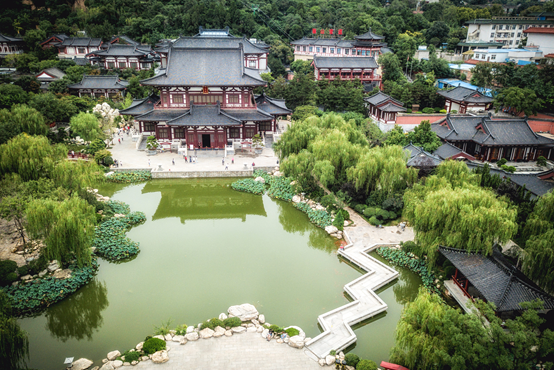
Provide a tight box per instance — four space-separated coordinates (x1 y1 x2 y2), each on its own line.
524 27 554 55
466 18 553 47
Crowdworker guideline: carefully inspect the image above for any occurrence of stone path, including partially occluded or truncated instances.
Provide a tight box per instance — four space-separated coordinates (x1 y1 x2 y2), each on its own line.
134 332 321 370
305 209 414 359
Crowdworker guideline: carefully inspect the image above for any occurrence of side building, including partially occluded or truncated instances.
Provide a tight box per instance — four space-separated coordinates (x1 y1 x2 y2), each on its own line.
465 17 553 48
86 43 158 70
68 75 128 99
0 34 24 57
313 56 381 89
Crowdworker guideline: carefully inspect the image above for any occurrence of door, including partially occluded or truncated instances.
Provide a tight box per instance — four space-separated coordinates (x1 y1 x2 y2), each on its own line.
202 134 211 148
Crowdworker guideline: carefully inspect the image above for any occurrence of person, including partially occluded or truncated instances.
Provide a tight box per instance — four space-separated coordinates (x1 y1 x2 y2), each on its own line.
267 330 273 341
184 155 187 162
148 159 151 167
222 158 225 166
225 164 228 170
172 158 175 165
118 138 121 144
252 161 255 167
231 157 234 164
71 150 75 158
114 159 118 167
400 222 406 231
189 156 192 163
276 159 279 165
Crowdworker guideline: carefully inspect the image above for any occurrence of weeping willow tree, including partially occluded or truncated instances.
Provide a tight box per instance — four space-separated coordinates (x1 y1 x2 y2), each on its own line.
26 196 96 267
50 160 104 195
0 134 66 181
0 291 29 370
347 145 418 195
273 117 322 159
520 191 554 293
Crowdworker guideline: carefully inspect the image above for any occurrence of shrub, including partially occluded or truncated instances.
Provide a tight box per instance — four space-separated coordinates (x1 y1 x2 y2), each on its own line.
422 107 434 114
388 211 398 220
354 204 366 214
439 109 447 113
434 107 442 113
337 209 350 221
333 211 345 231
200 318 225 330
269 324 284 333
27 254 47 275
285 327 300 337
406 108 412 113
537 156 547 167
369 216 380 226
0 260 18 286
154 319 172 335
17 265 30 276
320 194 336 209
345 353 360 367
175 324 188 335
142 337 166 355
444 265 456 278
121 350 140 362
497 158 507 166
356 359 377 370
223 317 242 327
376 208 390 220
500 165 516 173
382 194 404 214
330 350 337 356
416 111 422 114
363 207 377 217
451 110 458 114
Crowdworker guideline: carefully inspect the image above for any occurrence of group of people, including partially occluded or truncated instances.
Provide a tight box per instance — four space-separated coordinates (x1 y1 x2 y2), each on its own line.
266 329 288 342
183 155 198 164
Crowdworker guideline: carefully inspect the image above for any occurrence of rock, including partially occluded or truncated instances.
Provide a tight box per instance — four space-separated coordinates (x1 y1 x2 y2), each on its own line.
228 303 259 321
169 330 176 335
261 328 269 338
47 260 60 272
232 326 247 334
318 359 326 367
72 358 94 370
251 319 259 326
100 362 114 370
199 328 214 339
186 326 195 334
256 326 263 333
224 330 233 337
254 176 265 184
290 180 297 186
123 362 130 366
258 314 265 324
185 332 199 341
135 342 143 351
164 333 173 341
325 355 336 366
180 338 188 345
102 359 108 364
38 269 48 277
107 351 121 361
285 326 306 339
274 171 282 177
247 326 257 333
153 335 165 341
172 335 184 342
346 366 355 370
11 281 18 286
131 361 138 366
305 337 312 343
325 226 338 234
247 323 254 328
91 367 99 370
292 195 301 203
315 205 326 211
213 326 225 337
112 360 123 369
344 220 349 227
21 274 32 281
277 339 283 343
151 350 169 364
339 351 345 360
274 166 279 171
218 313 227 320
140 356 149 362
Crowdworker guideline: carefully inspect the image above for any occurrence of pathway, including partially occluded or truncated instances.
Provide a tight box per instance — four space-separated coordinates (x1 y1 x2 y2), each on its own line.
304 210 414 359
134 332 321 370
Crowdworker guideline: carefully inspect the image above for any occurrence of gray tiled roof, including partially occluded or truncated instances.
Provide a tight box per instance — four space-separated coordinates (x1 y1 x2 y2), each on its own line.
433 142 475 160
172 37 267 54
120 95 160 116
404 144 443 167
222 108 273 122
364 91 404 106
313 56 378 69
135 109 188 122
0 34 23 42
68 75 128 90
354 28 385 40
380 47 393 54
167 104 241 127
40 34 69 45
88 44 152 57
432 115 553 147
438 246 553 312
109 35 140 45
141 47 266 87
60 37 102 47
255 94 292 115
438 86 493 103
36 67 66 80
381 102 407 113
74 58 89 66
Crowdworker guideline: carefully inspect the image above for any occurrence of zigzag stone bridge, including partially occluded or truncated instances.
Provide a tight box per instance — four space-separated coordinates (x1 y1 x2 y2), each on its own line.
304 209 415 360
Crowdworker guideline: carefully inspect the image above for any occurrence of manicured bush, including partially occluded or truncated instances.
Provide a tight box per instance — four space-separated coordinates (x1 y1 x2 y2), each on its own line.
269 324 284 333
231 178 265 195
142 337 166 355
356 359 377 370
451 110 458 114
422 107 434 114
376 208 390 220
354 204 366 214
106 170 152 183
345 353 360 367
368 216 380 226
201 318 225 330
337 209 350 221
406 108 412 113
17 265 30 276
497 158 507 166
439 109 447 113
175 324 188 335
320 194 336 209
434 107 442 113
121 350 140 362
0 260 18 287
333 210 345 231
363 207 377 217
285 327 300 337
537 156 547 167
223 317 242 327
501 164 516 173
388 211 398 220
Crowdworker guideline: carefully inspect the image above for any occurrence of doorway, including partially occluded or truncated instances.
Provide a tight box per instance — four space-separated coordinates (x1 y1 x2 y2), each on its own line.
202 134 211 148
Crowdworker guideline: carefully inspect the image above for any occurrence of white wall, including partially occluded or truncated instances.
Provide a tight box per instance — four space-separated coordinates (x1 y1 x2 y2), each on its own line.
526 33 554 55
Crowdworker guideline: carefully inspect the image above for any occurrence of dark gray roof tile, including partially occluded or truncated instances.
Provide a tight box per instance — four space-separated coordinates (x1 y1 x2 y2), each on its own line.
172 36 267 54
68 75 127 90
438 86 493 103
120 95 160 116
313 56 378 69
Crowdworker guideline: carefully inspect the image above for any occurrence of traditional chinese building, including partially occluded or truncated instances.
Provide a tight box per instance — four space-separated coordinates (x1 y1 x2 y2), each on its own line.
438 86 493 114
56 37 103 59
312 56 381 88
131 41 277 151
155 27 269 73
40 34 69 49
0 34 24 57
291 28 391 61
68 75 128 99
364 91 406 124
35 67 66 90
432 114 553 161
86 43 158 70
433 142 476 161
254 93 292 122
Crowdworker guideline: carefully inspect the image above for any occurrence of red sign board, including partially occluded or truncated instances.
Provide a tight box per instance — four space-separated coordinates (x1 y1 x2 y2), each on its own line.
338 29 343 35
320 29 325 35
312 28 316 34
329 29 334 35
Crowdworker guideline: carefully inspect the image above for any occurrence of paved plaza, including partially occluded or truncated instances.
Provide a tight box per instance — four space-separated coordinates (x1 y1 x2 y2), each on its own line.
135 332 322 370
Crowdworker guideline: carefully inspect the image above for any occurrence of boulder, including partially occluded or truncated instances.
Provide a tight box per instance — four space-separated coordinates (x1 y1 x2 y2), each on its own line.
251 319 259 326
254 177 265 184
224 330 233 337
218 313 227 320
151 350 169 364
91 366 99 370
164 333 173 341
318 359 326 367
21 275 32 281
112 360 123 369
256 326 263 333
131 361 138 366
185 332 199 341
232 326 247 334
261 328 269 339
47 260 60 272
180 338 188 345
228 303 258 321
52 268 72 279
292 195 301 203
213 326 225 337
339 351 345 360
274 171 282 177
100 362 115 370
102 359 108 364
107 351 121 361
172 335 184 342
72 358 94 370
153 335 165 341
325 225 338 234
199 328 214 339
246 326 257 333
140 356 149 362
325 355 336 366
315 205 326 211
277 339 283 344
344 220 349 227
123 362 130 366
258 314 265 324
186 326 195 334
284 326 306 339
38 269 48 277
274 167 279 171
135 342 143 351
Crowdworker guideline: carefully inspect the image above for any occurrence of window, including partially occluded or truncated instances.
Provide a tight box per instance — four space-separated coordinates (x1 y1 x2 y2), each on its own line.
174 129 185 139
345 49 349 55
245 127 255 138
475 54 480 59
78 47 86 54
94 92 104 98
172 94 183 104
511 33 514 37
107 62 115 69
162 95 168 104
229 128 240 138
491 33 495 38
517 33 521 38
357 49 361 55
144 122 155 131
130 62 138 69
141 63 150 69
303 46 306 52
337 48 341 54
482 54 486 59
352 49 356 54
491 55 496 60
119 62 126 69
512 25 516 30
309 46 313 52
296 46 300 51
492 25 496 30
509 40 513 45
322 47 327 53
249 60 256 68
330 48 335 54
518 25 522 29
316 47 320 52
158 128 168 139
191 95 222 104
228 95 239 104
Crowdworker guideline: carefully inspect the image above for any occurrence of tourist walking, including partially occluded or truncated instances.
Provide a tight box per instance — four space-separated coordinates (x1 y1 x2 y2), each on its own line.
172 158 175 165
189 156 192 163
252 161 255 167
184 155 187 162
231 157 234 164
118 138 121 144
148 159 151 167
222 158 225 166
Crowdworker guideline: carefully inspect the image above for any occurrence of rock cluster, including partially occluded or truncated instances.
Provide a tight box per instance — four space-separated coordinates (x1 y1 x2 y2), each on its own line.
89 188 110 202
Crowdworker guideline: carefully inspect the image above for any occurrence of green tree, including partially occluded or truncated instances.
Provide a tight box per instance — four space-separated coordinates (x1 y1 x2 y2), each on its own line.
407 120 442 152
470 62 494 91
494 87 543 116
28 93 79 124
127 75 146 99
0 105 48 144
70 112 103 142
26 196 96 267
385 125 408 147
13 76 41 94
0 84 28 110
378 53 405 83
0 290 29 370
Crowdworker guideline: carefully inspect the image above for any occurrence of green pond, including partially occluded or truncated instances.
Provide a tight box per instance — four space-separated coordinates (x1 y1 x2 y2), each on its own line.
19 178 421 369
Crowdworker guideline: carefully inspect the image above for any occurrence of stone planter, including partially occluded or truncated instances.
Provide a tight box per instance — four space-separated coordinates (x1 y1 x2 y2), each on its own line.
146 150 158 156
254 148 263 155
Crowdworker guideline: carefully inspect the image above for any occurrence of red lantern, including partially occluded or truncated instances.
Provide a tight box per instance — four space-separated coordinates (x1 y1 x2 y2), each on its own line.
320 29 325 35
329 29 334 35
312 28 317 34
338 29 343 35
